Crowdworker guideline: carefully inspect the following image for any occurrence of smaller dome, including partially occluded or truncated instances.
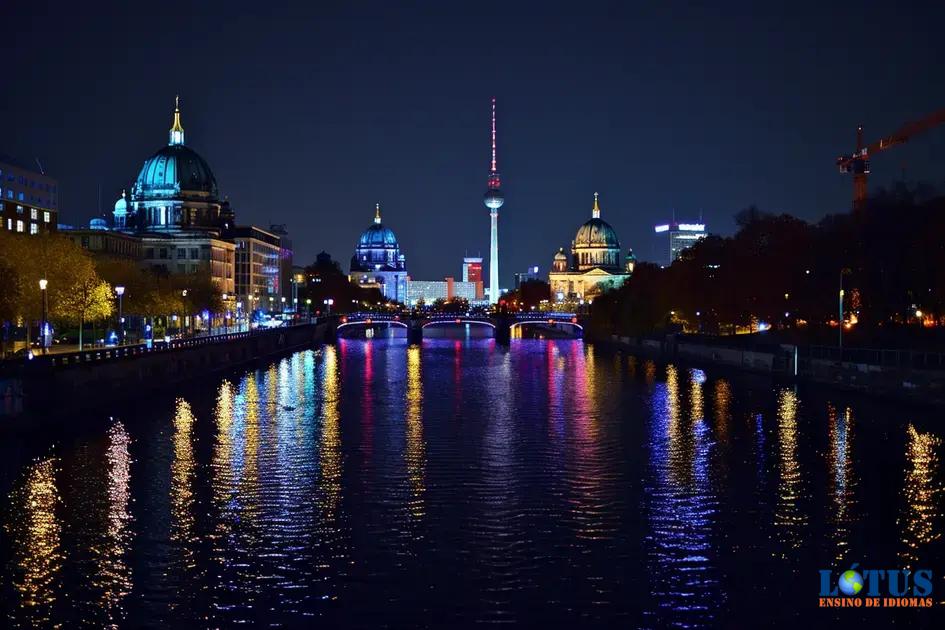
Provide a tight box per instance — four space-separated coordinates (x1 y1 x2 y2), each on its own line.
90 218 109 230
554 248 567 261
114 190 128 214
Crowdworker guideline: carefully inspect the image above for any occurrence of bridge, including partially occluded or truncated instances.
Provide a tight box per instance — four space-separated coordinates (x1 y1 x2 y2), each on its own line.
334 311 583 341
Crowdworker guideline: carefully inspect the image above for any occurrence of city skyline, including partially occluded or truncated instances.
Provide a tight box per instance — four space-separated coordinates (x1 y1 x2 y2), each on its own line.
3 2 945 284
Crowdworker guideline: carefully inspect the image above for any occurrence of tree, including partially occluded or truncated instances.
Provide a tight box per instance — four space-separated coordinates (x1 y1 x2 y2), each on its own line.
56 275 113 350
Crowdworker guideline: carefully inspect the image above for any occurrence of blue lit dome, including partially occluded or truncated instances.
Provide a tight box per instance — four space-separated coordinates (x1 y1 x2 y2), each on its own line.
359 222 399 248
134 144 218 199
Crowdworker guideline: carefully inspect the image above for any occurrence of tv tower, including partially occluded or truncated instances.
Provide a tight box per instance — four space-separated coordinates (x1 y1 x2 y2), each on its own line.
483 98 504 305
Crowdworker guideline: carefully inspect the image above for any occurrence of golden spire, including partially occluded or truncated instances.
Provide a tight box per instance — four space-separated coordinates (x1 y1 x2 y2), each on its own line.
169 95 185 145
592 191 601 219
374 203 382 224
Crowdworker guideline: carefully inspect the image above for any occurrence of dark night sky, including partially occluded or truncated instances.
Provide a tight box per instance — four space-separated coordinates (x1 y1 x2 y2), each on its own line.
4 1 945 282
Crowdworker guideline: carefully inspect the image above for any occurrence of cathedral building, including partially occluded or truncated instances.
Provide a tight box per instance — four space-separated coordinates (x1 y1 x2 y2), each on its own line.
111 98 236 296
548 193 635 302
348 204 407 303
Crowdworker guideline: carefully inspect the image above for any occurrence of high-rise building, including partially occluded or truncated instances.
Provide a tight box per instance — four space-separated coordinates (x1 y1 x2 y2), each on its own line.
462 256 482 282
0 156 59 236
224 226 283 311
462 256 484 299
654 221 707 264
268 223 294 305
514 266 539 289
482 98 504 305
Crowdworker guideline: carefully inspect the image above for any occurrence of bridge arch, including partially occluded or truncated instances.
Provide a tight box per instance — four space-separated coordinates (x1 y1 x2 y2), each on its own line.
509 318 583 337
420 318 496 330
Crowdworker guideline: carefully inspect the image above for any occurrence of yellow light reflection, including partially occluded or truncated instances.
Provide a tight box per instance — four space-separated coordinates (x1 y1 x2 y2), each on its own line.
644 359 656 386
5 457 63 625
170 399 197 571
899 424 943 568
98 421 133 621
211 380 236 528
774 388 806 553
320 345 342 520
405 345 426 520
713 380 731 445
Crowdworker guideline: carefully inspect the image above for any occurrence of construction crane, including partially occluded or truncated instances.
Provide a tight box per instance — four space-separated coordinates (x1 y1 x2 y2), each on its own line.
836 108 945 210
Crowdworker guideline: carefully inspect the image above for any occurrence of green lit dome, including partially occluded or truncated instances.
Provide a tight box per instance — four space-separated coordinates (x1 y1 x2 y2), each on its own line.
134 144 218 199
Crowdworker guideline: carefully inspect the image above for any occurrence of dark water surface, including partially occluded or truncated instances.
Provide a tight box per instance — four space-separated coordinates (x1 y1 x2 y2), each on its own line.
1 338 943 628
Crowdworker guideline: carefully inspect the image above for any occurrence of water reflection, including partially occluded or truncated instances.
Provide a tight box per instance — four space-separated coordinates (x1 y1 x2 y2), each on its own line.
96 422 133 626
827 404 857 563
644 364 720 627
168 398 201 617
405 345 426 520
899 424 943 568
2 341 944 627
5 457 63 627
774 388 806 555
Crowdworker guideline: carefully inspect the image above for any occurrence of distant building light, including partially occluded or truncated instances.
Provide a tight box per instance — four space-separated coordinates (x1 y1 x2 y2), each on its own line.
654 224 670 233
678 223 706 232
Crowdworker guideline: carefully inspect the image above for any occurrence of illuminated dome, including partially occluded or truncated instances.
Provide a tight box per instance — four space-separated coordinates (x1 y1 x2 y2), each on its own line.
571 193 622 272
351 204 405 270
358 207 399 248
122 98 229 232
574 193 620 249
134 143 218 199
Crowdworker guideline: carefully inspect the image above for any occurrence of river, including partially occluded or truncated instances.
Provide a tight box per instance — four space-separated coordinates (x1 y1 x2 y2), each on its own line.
1 338 942 627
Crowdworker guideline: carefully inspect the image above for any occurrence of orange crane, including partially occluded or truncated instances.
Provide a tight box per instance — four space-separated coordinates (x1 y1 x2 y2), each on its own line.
836 108 945 210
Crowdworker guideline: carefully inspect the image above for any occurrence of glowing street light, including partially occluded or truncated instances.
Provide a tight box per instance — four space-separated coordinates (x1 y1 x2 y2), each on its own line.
115 285 125 345
323 298 334 315
39 278 49 354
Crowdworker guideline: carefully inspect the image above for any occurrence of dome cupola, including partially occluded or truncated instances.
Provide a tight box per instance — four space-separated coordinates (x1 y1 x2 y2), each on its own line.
351 203 406 272
572 192 622 272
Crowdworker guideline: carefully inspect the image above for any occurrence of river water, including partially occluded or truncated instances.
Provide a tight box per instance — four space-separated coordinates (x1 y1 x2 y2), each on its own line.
1 338 943 628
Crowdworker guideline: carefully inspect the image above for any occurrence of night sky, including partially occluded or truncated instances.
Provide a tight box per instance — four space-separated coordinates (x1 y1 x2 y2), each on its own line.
4 1 945 282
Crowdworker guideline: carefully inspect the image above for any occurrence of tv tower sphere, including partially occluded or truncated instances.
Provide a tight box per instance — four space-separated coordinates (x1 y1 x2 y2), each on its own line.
484 187 504 210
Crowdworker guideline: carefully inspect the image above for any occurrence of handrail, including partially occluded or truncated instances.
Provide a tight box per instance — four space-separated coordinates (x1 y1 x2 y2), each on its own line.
18 321 322 369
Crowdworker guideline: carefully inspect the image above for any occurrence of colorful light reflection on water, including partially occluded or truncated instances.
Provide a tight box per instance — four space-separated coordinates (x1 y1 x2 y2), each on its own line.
1 339 943 627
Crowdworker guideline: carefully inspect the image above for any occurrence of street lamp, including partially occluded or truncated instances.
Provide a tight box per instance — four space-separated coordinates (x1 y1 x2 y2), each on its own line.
305 298 312 321
115 285 125 345
281 296 286 314
39 278 48 354
324 298 334 315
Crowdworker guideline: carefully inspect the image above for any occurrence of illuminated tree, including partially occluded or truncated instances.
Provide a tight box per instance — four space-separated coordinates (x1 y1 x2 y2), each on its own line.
55 275 114 350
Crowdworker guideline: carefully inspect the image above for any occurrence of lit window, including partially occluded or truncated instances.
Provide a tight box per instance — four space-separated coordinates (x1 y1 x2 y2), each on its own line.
43 211 50 223
5 190 11 199
6 218 10 230
30 223 38 235
17 192 24 201
16 205 23 214
30 208 37 220
16 220 24 233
